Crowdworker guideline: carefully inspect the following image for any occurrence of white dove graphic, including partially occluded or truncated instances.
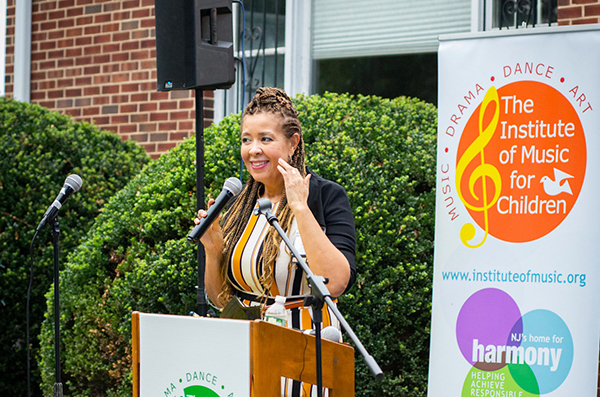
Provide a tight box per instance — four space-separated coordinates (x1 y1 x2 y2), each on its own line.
540 168 574 196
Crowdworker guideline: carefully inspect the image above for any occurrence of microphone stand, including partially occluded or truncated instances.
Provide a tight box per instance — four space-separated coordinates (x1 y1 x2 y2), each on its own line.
254 199 383 394
51 217 63 397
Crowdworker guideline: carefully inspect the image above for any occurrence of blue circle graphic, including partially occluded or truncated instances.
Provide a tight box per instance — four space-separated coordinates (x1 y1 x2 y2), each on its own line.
508 309 573 394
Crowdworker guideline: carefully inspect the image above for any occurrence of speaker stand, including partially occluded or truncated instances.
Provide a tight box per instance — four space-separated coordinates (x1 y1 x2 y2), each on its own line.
194 88 209 317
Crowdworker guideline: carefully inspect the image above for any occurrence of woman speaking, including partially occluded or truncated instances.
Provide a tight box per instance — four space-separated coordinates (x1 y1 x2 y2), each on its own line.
195 87 356 395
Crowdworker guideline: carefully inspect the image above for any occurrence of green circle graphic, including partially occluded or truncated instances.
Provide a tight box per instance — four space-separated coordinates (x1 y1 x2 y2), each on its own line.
462 365 539 397
183 385 220 397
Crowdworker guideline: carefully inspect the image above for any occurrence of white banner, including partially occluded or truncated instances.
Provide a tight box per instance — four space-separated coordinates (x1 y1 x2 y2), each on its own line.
429 26 600 397
139 314 251 397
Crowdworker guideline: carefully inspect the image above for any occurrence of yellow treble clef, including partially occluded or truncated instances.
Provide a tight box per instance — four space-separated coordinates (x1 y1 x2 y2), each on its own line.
456 86 502 248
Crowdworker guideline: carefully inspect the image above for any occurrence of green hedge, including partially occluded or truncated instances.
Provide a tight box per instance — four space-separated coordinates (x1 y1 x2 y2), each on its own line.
0 98 149 396
39 92 437 396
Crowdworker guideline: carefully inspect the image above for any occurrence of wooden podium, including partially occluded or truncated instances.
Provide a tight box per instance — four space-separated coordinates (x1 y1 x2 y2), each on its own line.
132 312 354 396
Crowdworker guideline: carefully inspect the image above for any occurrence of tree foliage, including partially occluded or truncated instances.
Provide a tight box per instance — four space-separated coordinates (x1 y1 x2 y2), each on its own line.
0 98 149 396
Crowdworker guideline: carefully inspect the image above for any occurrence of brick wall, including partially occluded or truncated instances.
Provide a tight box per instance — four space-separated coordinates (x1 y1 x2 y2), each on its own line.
558 0 600 25
5 0 214 159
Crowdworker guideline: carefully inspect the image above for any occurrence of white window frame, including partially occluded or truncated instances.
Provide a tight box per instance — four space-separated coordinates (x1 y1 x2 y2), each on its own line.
284 0 311 97
472 0 486 31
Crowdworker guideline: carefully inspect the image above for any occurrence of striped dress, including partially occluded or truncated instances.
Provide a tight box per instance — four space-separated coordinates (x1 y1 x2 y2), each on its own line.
228 202 339 397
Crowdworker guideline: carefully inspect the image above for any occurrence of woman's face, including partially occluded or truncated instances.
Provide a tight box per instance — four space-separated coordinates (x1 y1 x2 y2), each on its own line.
241 113 299 192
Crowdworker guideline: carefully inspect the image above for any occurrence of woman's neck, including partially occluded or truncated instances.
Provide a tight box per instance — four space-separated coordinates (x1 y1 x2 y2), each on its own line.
259 183 283 203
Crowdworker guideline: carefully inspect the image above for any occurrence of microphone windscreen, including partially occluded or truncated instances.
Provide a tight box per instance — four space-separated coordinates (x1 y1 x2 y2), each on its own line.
223 177 242 195
322 326 342 343
65 174 83 191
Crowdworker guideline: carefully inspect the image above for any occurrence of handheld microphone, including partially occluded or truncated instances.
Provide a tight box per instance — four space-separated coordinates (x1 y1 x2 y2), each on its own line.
187 177 243 244
36 174 83 232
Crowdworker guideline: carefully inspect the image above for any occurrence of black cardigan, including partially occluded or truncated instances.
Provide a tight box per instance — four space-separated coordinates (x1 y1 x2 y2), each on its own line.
305 169 357 292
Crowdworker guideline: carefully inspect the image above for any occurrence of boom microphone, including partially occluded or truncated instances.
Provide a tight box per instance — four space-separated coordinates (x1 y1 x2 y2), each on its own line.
36 174 83 232
187 177 243 244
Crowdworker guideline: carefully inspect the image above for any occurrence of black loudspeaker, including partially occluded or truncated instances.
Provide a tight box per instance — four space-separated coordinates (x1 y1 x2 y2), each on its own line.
154 0 235 91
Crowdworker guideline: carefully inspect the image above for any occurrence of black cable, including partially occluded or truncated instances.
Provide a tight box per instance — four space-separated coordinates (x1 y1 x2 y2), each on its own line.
27 229 40 397
298 331 308 381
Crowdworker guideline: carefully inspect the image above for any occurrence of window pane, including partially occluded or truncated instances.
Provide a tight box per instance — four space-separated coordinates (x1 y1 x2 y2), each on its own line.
316 53 438 106
243 0 285 52
241 0 285 97
246 54 285 91
493 0 557 29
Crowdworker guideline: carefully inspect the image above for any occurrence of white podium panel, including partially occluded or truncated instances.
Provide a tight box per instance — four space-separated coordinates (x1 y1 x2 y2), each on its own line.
138 313 250 397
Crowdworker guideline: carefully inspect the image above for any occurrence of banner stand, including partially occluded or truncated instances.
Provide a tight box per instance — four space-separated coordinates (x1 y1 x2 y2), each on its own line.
429 25 600 397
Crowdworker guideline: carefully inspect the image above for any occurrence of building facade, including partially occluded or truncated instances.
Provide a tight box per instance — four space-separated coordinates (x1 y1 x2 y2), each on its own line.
1 0 599 159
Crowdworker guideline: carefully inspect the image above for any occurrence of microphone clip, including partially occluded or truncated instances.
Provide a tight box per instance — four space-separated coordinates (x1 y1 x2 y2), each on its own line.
254 198 278 224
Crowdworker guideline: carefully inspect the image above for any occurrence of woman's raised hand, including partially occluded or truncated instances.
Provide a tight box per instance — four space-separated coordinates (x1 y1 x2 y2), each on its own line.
277 157 310 213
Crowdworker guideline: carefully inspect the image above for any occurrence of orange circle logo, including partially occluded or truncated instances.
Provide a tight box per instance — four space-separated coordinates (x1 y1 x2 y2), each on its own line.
456 81 586 244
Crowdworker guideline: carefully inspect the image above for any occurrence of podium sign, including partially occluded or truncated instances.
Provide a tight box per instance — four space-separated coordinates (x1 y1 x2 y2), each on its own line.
135 313 250 397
